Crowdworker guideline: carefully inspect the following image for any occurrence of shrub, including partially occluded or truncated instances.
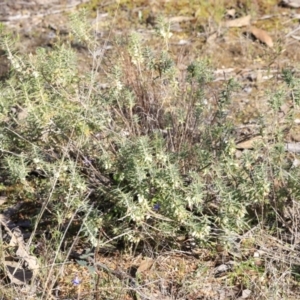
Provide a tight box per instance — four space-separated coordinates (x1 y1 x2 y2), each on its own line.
0 11 299 258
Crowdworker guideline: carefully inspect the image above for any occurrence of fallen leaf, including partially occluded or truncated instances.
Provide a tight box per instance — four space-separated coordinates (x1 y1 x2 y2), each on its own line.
16 244 39 270
0 209 39 288
250 26 273 47
236 136 263 149
168 16 195 23
281 0 300 8
241 289 252 299
226 9 236 18
224 15 251 27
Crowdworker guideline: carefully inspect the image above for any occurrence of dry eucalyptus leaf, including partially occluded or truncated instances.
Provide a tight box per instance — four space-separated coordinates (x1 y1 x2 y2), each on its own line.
168 16 195 23
226 9 236 18
0 213 39 273
16 245 39 270
241 289 252 299
11 227 39 270
236 136 263 149
224 15 251 27
250 26 273 47
281 0 300 8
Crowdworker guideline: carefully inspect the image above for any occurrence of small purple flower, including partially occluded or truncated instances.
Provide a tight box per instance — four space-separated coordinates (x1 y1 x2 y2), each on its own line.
153 203 160 211
72 276 81 286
